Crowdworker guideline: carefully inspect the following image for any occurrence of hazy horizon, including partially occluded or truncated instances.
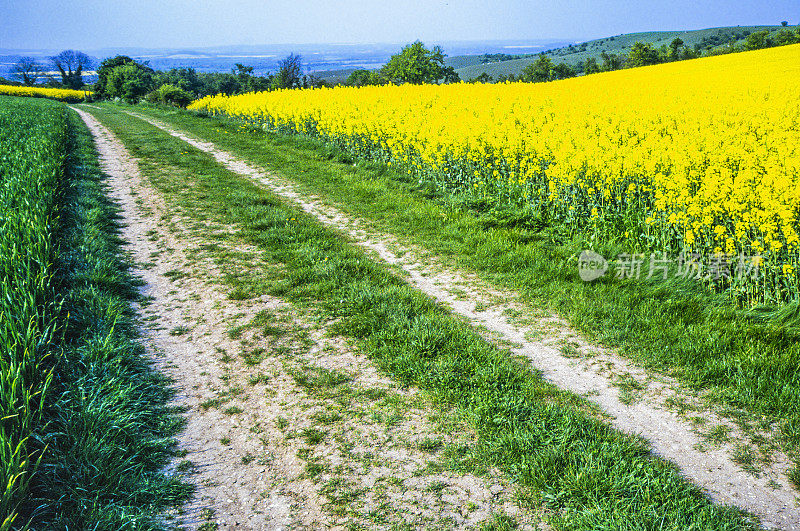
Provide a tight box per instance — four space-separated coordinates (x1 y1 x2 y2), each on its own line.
1 1 797 50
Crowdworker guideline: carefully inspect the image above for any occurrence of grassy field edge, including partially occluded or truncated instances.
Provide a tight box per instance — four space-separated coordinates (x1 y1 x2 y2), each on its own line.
11 101 192 528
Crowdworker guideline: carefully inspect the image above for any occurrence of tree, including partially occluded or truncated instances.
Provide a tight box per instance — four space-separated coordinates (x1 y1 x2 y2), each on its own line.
105 62 154 103
782 21 789 27
299 74 329 89
628 42 661 67
50 50 92 89
346 69 388 87
346 69 371 86
440 65 460 84
234 63 254 77
600 51 625 71
744 30 772 50
668 38 685 60
551 62 576 80
468 72 493 83
157 67 204 95
272 53 303 89
11 57 41 85
145 84 193 107
520 54 554 82
775 28 798 46
381 41 456 85
583 57 601 75
94 55 137 98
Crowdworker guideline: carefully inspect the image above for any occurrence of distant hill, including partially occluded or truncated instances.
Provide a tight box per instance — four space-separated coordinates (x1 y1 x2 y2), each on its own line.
453 25 788 81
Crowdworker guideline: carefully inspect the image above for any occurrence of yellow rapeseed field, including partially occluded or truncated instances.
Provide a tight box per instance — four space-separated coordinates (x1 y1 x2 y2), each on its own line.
0 84 91 102
190 44 800 303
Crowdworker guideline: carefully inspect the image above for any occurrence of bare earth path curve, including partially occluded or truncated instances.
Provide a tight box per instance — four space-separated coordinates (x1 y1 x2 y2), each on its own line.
106 109 800 530
73 107 547 530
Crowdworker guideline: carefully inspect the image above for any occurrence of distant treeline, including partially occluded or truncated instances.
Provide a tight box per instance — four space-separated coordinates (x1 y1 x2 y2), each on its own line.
4 25 799 104
464 26 800 84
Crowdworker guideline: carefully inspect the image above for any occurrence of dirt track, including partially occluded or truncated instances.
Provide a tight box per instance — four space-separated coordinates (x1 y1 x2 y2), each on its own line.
77 105 800 529
74 107 545 530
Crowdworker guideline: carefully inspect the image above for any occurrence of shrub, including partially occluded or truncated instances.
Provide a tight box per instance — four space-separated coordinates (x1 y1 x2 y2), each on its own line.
106 63 154 103
145 84 193 107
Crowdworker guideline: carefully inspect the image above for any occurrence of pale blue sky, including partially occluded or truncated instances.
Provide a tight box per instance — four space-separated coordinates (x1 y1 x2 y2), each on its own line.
1 0 797 49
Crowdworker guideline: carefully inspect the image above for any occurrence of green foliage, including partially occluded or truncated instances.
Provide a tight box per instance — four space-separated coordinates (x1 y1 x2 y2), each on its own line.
628 41 662 67
454 26 791 82
520 54 554 82
669 38 685 60
145 83 194 107
381 41 459 85
600 51 626 71
468 72 494 83
520 54 574 82
154 67 204 95
106 62 155 103
345 69 387 87
94 55 137 98
583 57 600 74
551 62 576 80
774 28 799 46
744 30 773 50
480 53 523 63
272 53 303 90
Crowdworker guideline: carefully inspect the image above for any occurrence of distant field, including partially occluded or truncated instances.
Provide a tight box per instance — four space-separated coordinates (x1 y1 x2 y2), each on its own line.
453 25 787 80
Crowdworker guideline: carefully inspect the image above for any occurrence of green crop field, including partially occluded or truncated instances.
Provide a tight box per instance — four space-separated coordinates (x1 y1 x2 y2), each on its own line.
0 96 65 531
0 96 189 529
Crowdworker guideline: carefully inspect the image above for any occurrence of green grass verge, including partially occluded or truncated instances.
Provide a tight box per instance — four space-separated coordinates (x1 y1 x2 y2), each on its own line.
84 103 759 529
0 96 191 528
119 103 800 475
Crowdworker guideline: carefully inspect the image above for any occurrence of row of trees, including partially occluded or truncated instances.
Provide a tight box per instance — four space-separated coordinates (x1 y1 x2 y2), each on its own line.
465 38 705 84
11 50 93 89
465 24 800 84
8 41 462 103
8 50 330 105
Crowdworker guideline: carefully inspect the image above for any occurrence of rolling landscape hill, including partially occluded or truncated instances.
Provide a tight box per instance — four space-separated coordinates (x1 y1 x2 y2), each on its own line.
451 25 789 80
